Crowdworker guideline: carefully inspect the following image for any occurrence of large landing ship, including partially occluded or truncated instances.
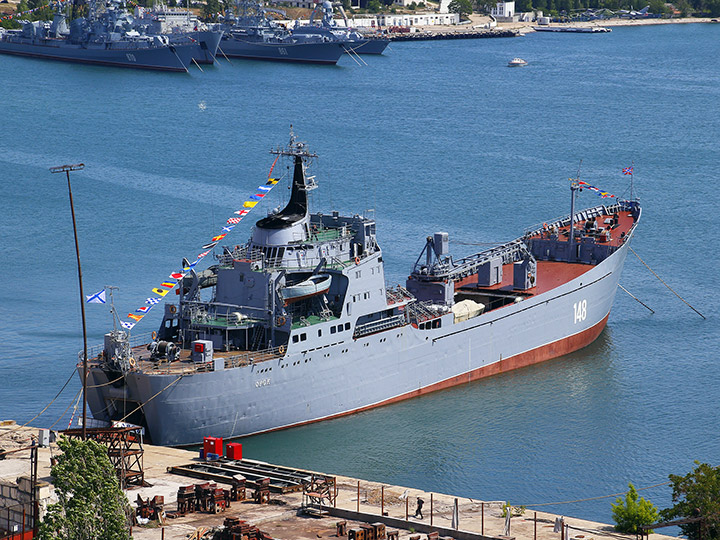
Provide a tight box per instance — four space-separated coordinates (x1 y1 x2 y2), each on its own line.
84 133 641 446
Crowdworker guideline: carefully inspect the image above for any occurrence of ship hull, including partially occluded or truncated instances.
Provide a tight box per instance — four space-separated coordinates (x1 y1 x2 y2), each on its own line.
86 233 631 446
347 38 389 54
0 37 191 71
188 30 222 64
218 35 345 64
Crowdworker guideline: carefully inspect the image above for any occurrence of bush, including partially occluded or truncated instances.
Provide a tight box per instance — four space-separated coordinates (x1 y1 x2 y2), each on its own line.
611 483 658 534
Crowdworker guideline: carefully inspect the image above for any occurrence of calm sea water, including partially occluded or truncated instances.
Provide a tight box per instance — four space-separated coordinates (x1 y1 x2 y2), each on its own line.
1 23 719 527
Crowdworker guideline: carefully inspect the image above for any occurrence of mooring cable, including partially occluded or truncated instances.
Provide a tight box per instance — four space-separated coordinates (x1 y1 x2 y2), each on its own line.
618 284 655 313
630 247 705 319
116 375 184 424
517 481 672 508
0 368 76 440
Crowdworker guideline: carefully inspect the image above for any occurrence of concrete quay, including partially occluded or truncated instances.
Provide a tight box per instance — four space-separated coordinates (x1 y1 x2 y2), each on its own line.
0 423 677 540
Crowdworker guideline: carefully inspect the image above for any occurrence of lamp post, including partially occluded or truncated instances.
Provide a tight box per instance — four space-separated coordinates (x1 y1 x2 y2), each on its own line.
50 163 87 441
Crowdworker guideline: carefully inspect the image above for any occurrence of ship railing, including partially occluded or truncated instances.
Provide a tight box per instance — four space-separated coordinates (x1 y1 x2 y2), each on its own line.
386 285 414 305
81 331 155 363
406 301 448 324
523 201 631 237
353 314 407 339
141 345 285 375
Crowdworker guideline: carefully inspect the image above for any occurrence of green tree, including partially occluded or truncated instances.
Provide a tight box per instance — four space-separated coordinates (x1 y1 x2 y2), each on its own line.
38 437 130 540
660 462 720 540
449 0 473 16
611 483 659 534
202 0 222 21
368 0 382 12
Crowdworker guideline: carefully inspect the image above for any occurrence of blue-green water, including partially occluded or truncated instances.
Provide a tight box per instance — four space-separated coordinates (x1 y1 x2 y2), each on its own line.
1 23 719 527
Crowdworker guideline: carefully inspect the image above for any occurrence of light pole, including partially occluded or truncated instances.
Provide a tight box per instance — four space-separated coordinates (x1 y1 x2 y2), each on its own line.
50 163 87 441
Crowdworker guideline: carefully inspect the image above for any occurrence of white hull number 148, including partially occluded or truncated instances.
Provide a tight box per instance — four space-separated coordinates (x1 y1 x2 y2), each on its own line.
573 299 587 324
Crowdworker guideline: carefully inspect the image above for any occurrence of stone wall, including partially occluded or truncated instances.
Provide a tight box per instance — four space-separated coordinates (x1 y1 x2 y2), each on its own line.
0 476 53 534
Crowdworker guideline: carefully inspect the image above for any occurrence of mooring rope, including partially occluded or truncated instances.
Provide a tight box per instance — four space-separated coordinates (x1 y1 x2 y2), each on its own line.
0 369 76 440
117 375 184 424
517 481 672 508
630 247 705 319
618 284 655 313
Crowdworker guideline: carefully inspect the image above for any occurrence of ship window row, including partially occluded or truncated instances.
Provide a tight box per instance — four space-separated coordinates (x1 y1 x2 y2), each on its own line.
352 291 371 302
330 322 351 334
292 332 308 343
418 319 442 330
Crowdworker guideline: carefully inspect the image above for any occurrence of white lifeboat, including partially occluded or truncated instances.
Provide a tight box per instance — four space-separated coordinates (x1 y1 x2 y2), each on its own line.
281 274 332 304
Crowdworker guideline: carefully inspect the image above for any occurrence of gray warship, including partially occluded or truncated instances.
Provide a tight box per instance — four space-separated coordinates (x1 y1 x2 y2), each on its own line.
84 131 641 446
133 4 223 64
218 0 347 64
0 0 196 71
291 0 390 55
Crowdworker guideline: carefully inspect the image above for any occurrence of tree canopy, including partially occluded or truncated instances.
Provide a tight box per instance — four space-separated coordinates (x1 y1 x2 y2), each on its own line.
661 462 720 540
611 483 659 534
38 437 131 540
449 0 474 16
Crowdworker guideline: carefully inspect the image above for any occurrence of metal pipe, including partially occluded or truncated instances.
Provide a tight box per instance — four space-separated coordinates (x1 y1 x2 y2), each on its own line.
430 493 433 526
357 481 360 513
381 486 384 516
481 502 484 535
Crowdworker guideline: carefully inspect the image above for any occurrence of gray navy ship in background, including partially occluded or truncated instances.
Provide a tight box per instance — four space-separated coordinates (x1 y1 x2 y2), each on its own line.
291 0 390 55
85 131 641 446
0 0 199 71
218 0 347 64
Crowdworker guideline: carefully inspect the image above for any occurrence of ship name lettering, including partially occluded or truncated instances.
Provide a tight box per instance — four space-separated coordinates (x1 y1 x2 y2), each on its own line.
255 378 271 388
573 299 587 324
126 53 137 62
278 47 288 56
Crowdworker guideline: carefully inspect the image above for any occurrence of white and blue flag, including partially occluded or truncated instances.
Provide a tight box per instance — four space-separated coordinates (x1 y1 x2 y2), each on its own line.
85 289 106 304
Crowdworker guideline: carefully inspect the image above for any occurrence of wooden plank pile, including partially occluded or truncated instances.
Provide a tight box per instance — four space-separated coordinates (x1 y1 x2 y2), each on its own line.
216 517 274 540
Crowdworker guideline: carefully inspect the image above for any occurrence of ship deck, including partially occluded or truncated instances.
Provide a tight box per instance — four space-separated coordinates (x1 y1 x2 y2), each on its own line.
127 345 282 376
455 206 636 297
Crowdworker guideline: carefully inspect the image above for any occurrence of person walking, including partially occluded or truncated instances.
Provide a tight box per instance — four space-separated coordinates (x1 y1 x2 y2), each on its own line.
413 497 424 519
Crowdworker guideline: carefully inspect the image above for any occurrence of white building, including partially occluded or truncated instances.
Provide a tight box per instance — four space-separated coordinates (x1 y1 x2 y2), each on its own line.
280 11 459 27
491 0 516 21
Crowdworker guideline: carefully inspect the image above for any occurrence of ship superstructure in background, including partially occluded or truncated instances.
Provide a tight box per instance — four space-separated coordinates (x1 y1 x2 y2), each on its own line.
85 132 641 446
291 0 390 55
218 0 347 64
0 0 197 71
133 3 223 64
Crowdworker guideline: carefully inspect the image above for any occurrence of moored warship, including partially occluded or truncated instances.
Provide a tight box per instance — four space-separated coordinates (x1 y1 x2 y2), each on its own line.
0 0 196 71
218 0 346 64
84 131 641 446
292 0 390 55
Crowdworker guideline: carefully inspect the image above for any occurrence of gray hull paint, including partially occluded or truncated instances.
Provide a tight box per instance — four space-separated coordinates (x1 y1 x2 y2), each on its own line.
188 30 222 64
0 38 192 71
346 38 389 54
219 36 345 64
86 232 631 447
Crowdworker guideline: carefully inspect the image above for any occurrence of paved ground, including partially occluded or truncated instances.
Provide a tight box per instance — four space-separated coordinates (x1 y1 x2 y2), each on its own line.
0 423 679 540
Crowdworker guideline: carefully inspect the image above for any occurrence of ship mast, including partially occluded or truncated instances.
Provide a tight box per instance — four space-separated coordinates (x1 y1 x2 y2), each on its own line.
270 125 318 161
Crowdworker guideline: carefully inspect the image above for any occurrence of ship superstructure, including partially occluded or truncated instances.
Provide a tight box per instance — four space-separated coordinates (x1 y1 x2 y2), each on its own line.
85 133 641 446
